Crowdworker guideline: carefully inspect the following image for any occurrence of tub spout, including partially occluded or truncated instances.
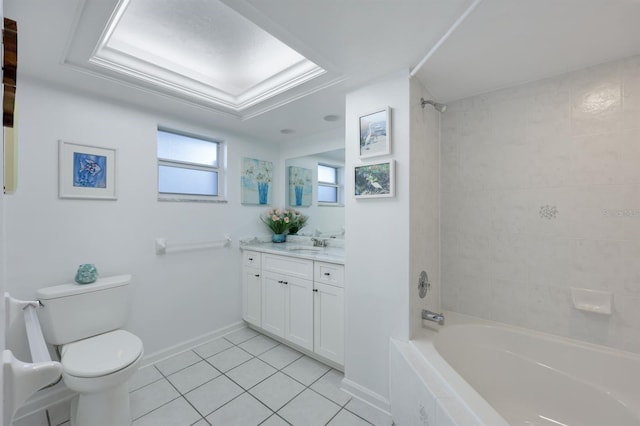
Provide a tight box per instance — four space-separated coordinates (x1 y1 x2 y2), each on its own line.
422 309 444 325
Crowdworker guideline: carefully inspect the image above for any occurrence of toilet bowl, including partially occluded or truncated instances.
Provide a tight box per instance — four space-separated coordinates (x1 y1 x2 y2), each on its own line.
62 330 143 426
36 275 143 426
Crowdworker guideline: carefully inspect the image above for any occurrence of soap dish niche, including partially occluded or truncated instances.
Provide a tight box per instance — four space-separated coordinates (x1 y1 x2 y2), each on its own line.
570 287 612 315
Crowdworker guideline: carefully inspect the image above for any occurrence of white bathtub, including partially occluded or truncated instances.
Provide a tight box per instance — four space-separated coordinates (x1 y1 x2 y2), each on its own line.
389 313 640 426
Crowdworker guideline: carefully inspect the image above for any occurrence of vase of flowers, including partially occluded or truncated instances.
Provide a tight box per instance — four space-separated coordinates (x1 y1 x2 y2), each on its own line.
288 210 309 235
261 208 293 243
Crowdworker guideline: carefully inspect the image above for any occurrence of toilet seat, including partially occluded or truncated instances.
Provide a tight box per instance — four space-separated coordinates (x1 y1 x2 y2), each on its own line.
61 330 143 378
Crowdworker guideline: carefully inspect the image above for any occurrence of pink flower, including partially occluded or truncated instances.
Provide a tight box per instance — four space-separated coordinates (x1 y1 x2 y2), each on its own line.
272 215 279 221
284 217 290 223
275 209 281 215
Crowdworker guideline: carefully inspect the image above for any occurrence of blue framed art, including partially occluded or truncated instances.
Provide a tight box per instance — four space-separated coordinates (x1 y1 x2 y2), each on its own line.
241 157 273 205
288 166 312 207
59 140 117 200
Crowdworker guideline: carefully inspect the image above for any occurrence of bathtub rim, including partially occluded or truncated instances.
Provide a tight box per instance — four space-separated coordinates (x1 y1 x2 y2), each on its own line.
408 314 509 425
410 311 640 425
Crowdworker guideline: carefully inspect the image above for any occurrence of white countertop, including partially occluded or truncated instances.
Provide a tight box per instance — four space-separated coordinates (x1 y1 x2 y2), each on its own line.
240 242 345 265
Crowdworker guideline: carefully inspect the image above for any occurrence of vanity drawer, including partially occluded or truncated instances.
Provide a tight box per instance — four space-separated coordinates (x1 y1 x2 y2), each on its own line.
262 253 313 280
314 262 344 287
243 250 261 269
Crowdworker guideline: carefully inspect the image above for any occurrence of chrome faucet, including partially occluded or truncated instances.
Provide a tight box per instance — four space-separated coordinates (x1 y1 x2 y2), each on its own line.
422 309 445 325
311 238 328 247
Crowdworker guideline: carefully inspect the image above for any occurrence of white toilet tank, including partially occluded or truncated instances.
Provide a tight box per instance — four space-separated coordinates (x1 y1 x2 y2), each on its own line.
36 275 132 345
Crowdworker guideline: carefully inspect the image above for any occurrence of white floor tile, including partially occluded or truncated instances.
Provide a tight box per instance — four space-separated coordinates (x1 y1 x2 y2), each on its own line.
130 378 180 420
224 327 259 344
344 399 393 426
193 337 233 358
184 375 243 417
132 397 202 426
310 369 351 406
282 355 331 386
278 389 341 426
205 392 272 426
258 344 303 370
260 414 290 426
206 346 254 372
129 365 163 391
155 351 202 376
227 358 277 390
239 334 280 355
327 409 373 426
249 372 306 411
168 360 221 394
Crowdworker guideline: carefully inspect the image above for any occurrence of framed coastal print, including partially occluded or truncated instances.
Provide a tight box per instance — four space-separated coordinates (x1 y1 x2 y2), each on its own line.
354 160 395 199
288 166 312 207
241 157 273 205
359 106 391 158
59 140 117 200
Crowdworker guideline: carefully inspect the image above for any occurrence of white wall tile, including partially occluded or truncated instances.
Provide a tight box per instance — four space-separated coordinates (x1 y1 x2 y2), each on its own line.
441 55 640 354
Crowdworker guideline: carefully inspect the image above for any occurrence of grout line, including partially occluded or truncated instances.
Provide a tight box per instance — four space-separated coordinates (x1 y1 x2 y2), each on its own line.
134 329 348 426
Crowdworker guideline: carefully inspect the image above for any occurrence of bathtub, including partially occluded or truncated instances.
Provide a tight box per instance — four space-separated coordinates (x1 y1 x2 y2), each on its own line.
389 312 640 426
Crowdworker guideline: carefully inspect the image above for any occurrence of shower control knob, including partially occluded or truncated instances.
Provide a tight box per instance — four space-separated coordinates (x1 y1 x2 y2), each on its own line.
418 271 430 299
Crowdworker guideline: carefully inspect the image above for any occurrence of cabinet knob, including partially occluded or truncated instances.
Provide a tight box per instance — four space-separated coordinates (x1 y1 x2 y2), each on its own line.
323 272 331 276
313 289 318 292
248 257 254 261
254 274 260 277
277 280 283 284
283 281 288 285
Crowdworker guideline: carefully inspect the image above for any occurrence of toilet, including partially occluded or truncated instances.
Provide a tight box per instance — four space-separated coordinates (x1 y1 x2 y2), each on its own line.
36 274 143 426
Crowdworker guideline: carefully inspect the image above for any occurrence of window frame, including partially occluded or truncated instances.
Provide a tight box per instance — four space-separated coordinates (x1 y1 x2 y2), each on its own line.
317 163 343 206
157 127 227 203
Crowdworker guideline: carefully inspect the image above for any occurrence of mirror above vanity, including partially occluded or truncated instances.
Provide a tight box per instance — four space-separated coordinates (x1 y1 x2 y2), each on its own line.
285 148 345 238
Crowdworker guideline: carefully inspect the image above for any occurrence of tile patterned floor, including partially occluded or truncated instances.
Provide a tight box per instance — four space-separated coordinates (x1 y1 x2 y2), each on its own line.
127 328 389 426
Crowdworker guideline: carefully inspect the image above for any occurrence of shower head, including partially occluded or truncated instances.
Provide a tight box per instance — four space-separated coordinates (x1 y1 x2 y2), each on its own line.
420 98 447 113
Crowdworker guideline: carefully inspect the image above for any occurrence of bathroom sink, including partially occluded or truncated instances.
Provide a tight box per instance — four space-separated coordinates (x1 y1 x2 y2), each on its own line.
285 246 324 252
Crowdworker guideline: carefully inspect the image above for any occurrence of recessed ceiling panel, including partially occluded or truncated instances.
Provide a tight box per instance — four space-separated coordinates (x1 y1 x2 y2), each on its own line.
92 0 326 110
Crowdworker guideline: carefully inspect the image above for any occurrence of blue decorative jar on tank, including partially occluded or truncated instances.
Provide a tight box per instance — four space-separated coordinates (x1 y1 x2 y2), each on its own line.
75 264 98 284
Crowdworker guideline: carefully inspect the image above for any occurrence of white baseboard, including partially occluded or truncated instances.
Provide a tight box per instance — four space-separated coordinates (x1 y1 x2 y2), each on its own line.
341 377 393 418
13 321 246 423
140 321 245 367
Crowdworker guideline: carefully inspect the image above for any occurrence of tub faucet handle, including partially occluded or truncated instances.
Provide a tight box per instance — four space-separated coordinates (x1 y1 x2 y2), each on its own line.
422 309 444 325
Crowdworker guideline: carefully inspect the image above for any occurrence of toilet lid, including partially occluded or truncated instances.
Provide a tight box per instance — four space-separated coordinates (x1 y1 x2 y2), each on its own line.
61 330 143 378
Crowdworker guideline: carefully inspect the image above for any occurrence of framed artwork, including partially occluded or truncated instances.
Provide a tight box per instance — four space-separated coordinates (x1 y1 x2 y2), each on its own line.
359 106 391 158
288 166 312 207
241 157 273 205
59 140 117 200
354 160 395 199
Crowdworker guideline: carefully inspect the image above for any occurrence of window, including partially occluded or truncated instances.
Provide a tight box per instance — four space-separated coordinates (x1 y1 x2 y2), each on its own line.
317 164 340 204
157 128 224 201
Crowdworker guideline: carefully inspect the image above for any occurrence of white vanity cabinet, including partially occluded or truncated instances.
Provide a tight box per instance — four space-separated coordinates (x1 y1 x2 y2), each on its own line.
241 248 345 367
313 261 344 364
261 254 314 351
242 251 262 327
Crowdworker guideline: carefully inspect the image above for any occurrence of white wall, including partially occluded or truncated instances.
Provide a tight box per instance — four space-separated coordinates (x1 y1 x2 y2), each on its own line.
409 79 441 337
5 77 281 360
343 71 411 409
441 55 640 353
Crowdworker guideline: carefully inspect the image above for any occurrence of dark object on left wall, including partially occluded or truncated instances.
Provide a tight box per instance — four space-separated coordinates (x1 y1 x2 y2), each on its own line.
3 18 18 128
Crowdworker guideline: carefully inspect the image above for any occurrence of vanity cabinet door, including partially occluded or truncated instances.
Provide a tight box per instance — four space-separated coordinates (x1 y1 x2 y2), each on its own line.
242 266 262 327
261 272 286 337
313 282 344 364
284 277 314 351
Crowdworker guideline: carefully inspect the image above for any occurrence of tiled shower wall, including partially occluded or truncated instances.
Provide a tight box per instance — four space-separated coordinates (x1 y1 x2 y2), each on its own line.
440 55 640 353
